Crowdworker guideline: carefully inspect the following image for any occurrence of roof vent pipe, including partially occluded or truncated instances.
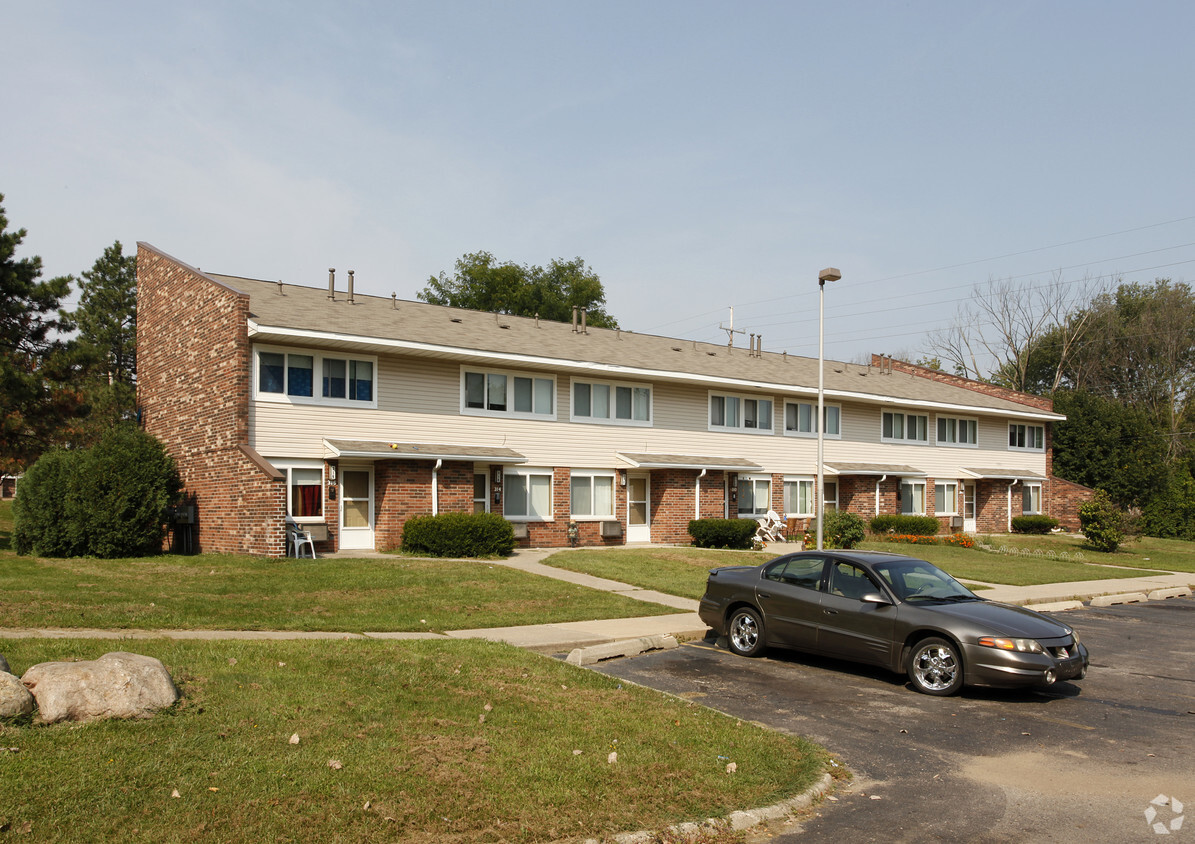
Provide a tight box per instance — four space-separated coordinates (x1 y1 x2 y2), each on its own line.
757 335 762 357
347 270 355 303
581 308 588 334
391 292 397 309
572 307 578 333
328 268 336 300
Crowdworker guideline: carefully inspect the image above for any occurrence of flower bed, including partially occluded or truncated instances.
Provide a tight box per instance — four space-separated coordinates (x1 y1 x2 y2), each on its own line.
871 532 974 548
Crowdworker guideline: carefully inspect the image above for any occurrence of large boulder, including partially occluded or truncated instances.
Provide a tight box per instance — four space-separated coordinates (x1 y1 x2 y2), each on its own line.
0 671 35 719
21 652 179 724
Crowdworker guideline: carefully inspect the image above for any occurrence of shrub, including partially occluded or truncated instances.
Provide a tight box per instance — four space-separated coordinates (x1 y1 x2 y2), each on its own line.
1079 490 1125 553
12 449 85 557
401 512 516 557
1011 514 1059 534
688 518 758 550
12 427 180 558
868 514 940 536
813 509 866 549
1140 472 1195 540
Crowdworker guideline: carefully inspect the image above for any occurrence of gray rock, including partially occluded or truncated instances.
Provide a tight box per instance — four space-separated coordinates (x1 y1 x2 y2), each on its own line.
0 671 34 718
21 652 179 724
0 653 10 674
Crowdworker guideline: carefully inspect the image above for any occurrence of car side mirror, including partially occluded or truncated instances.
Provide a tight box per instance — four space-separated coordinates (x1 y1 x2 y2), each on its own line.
861 592 893 606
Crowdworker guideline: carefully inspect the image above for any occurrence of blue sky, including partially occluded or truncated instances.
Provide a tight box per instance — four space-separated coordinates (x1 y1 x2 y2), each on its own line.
4 1 1194 365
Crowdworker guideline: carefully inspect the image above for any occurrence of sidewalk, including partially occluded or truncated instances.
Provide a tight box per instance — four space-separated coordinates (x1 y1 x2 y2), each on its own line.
1 547 1191 655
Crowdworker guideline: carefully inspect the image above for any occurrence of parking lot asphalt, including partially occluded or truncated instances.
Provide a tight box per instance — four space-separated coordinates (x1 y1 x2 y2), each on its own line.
590 597 1195 844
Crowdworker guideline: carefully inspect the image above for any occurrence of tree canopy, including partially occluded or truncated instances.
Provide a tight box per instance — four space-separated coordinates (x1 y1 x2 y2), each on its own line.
0 194 84 473
418 251 618 329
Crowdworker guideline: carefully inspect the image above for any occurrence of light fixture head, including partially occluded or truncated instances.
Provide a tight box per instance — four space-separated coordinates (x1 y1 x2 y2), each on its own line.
819 267 842 283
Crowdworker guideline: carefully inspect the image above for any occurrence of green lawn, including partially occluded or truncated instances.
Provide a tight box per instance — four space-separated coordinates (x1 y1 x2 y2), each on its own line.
542 536 1178 598
0 637 832 843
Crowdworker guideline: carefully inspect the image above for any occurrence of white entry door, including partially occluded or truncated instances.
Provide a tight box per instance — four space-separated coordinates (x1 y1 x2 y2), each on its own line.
339 466 375 550
963 482 977 533
627 474 650 542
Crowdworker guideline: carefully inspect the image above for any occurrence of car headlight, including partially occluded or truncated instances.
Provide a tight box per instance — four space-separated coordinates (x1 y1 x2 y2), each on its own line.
978 636 1044 653
1069 629 1081 646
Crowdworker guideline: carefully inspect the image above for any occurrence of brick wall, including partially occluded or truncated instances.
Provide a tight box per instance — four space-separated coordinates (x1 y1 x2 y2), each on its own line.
136 244 286 556
1047 476 1095 531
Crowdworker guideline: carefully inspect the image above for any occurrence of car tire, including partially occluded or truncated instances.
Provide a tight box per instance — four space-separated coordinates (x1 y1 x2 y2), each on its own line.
906 636 963 696
727 607 766 658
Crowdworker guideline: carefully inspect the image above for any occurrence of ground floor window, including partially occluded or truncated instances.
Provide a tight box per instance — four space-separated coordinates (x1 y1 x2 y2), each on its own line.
783 478 814 517
935 482 958 515
571 472 615 518
900 480 926 515
823 480 838 512
738 475 771 516
1022 482 1042 515
504 469 552 520
473 471 488 513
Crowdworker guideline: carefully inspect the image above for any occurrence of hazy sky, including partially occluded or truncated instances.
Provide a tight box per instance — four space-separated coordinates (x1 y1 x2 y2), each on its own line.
4 1 1193 365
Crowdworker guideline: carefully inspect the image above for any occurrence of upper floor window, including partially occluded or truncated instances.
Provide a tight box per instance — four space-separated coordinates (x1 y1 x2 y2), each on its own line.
882 411 928 444
784 401 841 438
1008 423 1045 451
572 380 651 425
937 416 977 447
463 368 555 420
255 346 376 408
710 393 773 434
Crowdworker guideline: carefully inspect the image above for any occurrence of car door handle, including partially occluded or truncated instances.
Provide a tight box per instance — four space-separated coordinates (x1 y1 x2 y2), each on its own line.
759 592 772 599
823 609 838 615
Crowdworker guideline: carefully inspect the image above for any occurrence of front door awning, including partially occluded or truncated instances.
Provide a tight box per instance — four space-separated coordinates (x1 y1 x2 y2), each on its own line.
960 467 1047 481
323 439 527 463
616 452 761 472
825 462 927 477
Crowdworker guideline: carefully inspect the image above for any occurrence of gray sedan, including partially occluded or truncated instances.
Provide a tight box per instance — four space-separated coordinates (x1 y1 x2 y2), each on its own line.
698 549 1089 695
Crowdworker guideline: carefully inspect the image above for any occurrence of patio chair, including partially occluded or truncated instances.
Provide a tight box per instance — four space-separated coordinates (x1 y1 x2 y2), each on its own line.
762 510 788 541
286 516 316 558
756 517 785 543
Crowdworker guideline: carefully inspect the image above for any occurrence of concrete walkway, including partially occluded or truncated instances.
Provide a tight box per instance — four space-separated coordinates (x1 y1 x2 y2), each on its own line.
1 546 1192 655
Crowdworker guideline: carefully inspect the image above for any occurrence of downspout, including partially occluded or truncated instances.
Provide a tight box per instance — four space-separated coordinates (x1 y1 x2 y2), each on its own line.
432 459 443 516
1007 478 1021 532
875 475 887 516
695 468 707 520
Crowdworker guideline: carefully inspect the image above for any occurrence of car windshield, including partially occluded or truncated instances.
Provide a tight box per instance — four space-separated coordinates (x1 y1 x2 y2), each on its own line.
871 559 979 603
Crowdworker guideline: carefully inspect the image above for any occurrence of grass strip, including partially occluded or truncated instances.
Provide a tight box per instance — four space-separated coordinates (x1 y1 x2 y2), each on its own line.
0 637 830 843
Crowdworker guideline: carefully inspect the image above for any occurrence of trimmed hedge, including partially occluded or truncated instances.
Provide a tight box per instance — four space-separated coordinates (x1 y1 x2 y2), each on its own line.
1011 514 1059 534
688 518 759 549
869 514 941 536
400 512 516 557
13 427 180 558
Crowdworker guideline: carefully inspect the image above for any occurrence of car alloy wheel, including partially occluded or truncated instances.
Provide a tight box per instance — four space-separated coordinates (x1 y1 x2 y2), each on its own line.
907 636 963 695
727 607 765 658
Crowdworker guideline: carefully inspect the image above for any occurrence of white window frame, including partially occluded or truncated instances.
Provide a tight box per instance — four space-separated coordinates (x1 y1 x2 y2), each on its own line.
503 467 554 522
461 367 556 421
823 479 839 513
900 479 926 515
709 392 774 434
783 476 815 518
1008 423 1045 452
737 474 772 516
882 411 929 444
272 459 325 524
254 345 378 409
570 379 652 426
934 481 959 516
1022 482 1043 515
784 401 841 439
936 416 978 448
569 470 617 520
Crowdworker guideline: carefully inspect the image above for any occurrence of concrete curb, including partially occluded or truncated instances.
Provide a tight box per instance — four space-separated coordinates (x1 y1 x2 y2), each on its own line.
565 634 678 666
584 772 835 844
1024 600 1085 613
1089 592 1149 607
1148 586 1193 601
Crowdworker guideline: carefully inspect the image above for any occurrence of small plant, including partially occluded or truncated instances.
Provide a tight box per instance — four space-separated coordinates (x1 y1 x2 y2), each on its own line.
1079 490 1125 552
400 512 516 557
814 510 866 549
688 518 758 549
1011 514 1059 534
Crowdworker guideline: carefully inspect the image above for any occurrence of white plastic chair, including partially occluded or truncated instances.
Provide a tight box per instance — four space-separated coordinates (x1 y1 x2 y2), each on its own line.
756 517 784 543
286 516 316 558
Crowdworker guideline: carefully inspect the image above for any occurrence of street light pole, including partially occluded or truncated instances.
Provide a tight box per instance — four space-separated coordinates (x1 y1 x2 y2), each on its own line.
816 267 841 551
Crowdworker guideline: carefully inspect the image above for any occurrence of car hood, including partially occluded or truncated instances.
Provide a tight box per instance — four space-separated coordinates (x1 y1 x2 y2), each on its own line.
923 600 1071 639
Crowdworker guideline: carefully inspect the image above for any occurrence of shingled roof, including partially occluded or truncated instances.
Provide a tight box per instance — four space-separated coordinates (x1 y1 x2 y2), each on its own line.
209 272 1061 421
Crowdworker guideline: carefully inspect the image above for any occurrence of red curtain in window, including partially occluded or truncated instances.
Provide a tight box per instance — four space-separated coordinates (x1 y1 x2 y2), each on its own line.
294 485 322 517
